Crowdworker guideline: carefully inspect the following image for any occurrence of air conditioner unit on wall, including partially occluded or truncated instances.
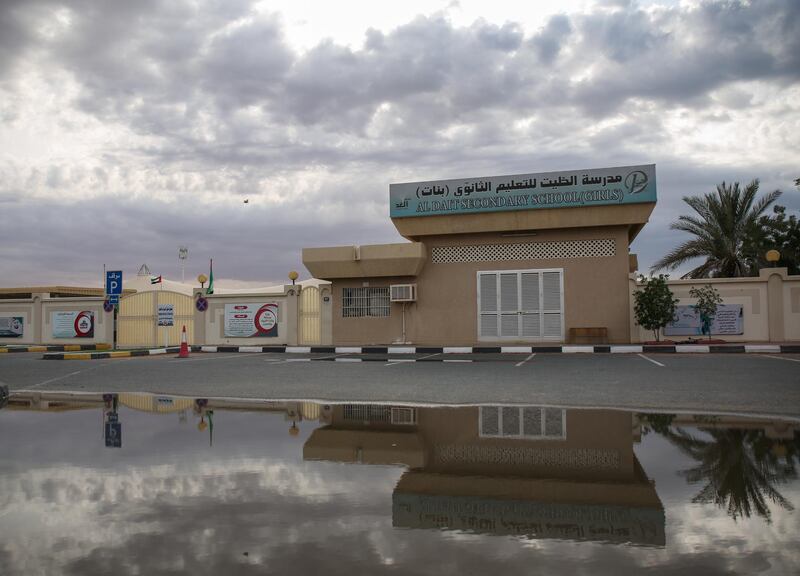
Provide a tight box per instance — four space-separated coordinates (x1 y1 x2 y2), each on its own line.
390 284 417 302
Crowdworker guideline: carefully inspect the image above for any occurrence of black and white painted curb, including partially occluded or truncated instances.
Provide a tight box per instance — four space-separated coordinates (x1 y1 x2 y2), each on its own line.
41 343 800 360
193 344 799 354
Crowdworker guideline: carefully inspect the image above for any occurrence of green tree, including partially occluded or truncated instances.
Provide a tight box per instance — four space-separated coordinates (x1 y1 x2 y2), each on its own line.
652 180 782 278
664 427 798 523
749 205 800 274
633 274 679 342
689 284 723 339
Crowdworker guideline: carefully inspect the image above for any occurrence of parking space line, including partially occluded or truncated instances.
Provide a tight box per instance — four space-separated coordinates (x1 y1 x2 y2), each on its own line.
515 353 536 367
386 353 440 366
171 353 266 363
638 353 665 367
764 355 800 363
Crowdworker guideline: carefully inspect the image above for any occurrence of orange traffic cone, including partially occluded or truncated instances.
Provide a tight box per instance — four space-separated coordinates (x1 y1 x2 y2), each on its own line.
178 325 190 358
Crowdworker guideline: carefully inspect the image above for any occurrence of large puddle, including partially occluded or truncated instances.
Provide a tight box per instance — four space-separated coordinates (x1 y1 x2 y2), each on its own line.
1 392 798 575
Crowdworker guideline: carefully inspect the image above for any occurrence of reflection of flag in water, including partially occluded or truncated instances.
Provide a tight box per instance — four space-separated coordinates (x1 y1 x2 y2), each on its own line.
150 275 162 284
207 259 214 295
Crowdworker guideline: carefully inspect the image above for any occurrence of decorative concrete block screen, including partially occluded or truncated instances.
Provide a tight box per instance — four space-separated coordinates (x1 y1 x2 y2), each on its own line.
431 239 616 264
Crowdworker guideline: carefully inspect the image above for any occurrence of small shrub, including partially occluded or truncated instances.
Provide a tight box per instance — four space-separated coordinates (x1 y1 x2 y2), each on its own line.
633 274 679 342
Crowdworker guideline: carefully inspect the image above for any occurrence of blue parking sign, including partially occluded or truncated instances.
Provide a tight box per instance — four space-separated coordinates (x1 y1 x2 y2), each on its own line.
106 270 123 296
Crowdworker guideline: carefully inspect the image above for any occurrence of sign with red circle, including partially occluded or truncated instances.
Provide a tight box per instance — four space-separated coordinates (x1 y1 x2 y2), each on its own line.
52 311 94 338
196 296 209 312
74 311 94 337
223 302 279 337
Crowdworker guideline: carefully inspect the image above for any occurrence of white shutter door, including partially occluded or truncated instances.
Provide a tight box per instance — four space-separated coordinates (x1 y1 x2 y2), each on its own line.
542 271 563 339
499 273 519 337
479 273 499 337
520 272 540 338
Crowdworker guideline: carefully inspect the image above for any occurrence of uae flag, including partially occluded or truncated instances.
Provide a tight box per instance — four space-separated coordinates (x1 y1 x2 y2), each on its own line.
150 275 162 284
207 259 214 295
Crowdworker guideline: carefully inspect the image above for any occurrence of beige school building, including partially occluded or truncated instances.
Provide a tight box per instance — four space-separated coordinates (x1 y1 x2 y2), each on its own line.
302 164 799 346
3 164 799 348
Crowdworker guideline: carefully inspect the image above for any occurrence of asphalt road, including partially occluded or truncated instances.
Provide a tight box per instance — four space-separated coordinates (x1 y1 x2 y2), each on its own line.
1 351 799 417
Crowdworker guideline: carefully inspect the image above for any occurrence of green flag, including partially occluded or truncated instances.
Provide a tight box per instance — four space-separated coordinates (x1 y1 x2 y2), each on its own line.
207 259 214 295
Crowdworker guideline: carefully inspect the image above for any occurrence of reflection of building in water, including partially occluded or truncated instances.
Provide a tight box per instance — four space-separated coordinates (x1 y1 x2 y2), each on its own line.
5 392 319 439
304 405 667 546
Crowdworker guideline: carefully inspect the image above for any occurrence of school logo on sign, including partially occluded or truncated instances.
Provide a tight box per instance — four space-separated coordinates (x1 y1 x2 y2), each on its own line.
624 170 649 195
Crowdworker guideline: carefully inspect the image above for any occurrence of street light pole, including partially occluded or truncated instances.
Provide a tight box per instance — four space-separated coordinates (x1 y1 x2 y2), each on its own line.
179 246 188 283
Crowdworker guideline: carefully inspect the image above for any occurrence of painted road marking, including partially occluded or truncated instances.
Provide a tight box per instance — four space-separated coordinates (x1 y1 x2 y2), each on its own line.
170 353 265 363
638 353 665 367
29 362 111 389
386 353 441 366
763 355 800 363
515 353 536 367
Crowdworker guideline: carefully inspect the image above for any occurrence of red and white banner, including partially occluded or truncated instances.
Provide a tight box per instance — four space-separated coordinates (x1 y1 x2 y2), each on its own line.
52 311 94 338
223 303 278 337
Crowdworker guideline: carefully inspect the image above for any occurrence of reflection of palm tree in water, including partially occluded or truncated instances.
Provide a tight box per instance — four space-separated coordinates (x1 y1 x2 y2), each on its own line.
665 427 798 522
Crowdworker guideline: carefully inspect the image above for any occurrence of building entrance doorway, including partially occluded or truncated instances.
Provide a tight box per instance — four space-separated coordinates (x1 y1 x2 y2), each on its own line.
477 269 563 341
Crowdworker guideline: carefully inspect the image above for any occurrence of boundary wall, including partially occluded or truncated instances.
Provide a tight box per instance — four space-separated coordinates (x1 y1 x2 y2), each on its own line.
192 285 332 347
629 268 798 343
0 294 113 346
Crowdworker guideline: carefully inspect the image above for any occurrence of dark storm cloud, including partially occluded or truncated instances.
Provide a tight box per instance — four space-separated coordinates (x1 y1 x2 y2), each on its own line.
0 195 403 284
0 0 798 284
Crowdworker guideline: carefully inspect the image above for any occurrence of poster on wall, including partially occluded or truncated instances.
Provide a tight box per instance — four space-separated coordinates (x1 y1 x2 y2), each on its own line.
0 316 24 337
664 304 743 336
224 303 279 337
52 311 95 338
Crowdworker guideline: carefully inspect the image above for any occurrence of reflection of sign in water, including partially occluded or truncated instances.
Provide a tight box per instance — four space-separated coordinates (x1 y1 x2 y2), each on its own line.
104 417 122 448
664 305 744 336
392 493 665 546
52 311 94 338
157 304 174 327
0 316 24 338
224 303 279 337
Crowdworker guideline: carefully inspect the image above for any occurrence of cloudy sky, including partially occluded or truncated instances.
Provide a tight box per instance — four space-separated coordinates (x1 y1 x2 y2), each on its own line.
0 0 798 287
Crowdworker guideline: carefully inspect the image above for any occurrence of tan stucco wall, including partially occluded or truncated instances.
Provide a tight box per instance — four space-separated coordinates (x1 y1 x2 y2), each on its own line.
0 295 112 345
331 276 415 346
630 268 799 343
193 287 300 346
328 226 632 345
41 298 112 345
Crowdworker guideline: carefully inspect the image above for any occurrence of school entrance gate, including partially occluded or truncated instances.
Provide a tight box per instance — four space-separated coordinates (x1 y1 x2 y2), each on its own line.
117 290 194 348
299 285 321 345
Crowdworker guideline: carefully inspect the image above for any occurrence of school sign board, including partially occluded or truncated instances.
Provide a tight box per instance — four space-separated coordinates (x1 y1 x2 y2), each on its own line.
52 311 94 338
157 304 175 327
0 316 24 338
664 304 744 336
224 303 278 337
390 164 656 218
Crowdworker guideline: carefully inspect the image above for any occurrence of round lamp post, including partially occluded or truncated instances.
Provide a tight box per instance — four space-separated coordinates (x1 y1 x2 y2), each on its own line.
288 271 299 286
766 249 780 267
197 274 208 291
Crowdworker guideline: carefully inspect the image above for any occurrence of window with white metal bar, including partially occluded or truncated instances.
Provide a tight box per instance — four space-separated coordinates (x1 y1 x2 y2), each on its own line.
479 406 566 440
342 287 390 318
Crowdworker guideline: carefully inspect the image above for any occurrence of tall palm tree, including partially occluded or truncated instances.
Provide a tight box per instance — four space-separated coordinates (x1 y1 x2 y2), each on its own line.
664 427 797 523
652 180 782 278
